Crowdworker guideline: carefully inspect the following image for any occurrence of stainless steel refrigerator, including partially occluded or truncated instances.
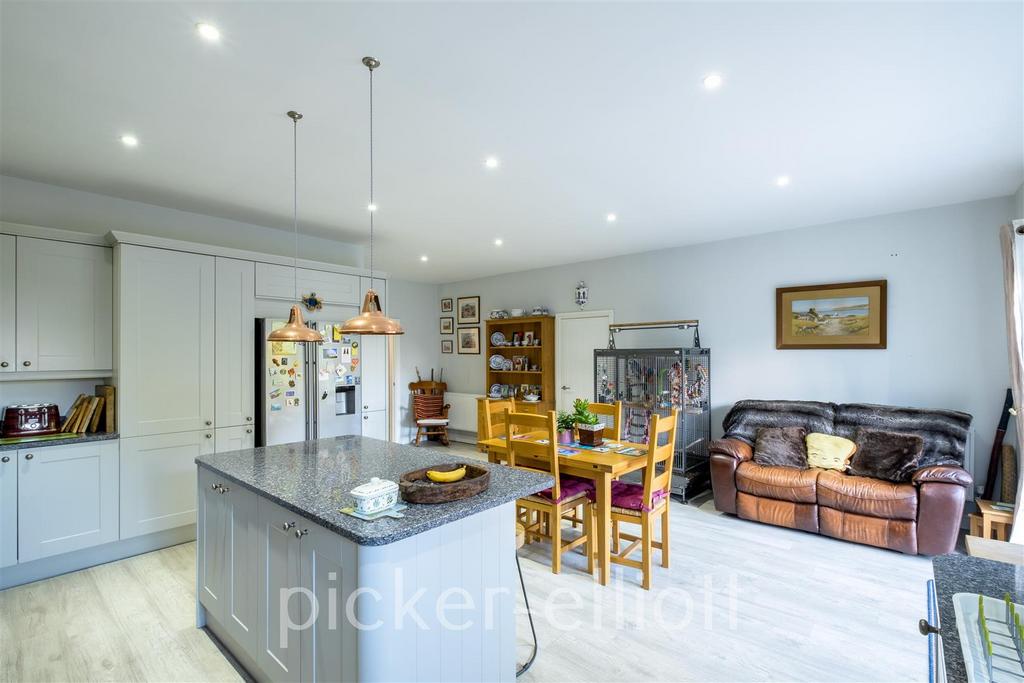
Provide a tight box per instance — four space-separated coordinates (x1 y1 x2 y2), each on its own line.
256 319 363 446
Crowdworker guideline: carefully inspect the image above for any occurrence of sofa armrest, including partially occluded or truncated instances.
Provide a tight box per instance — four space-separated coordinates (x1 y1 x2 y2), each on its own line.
710 438 753 463
912 465 973 488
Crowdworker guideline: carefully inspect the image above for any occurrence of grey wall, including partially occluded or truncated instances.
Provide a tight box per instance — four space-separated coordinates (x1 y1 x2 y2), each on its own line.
0 175 365 267
388 278 442 443
439 196 1015 483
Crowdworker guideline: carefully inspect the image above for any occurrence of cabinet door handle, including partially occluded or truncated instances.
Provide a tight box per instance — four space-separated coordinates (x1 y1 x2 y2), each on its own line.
245 428 253 434
1 456 9 463
918 619 939 636
363 416 368 420
0 361 8 368
24 453 33 460
295 529 309 539
219 485 229 494
211 483 222 491
282 521 296 531
246 416 253 422
205 433 212 439
22 361 31 367
205 420 212 426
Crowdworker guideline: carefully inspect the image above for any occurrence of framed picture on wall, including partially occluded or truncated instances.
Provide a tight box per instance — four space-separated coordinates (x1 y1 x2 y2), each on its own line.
776 280 887 349
441 339 453 354
440 317 454 334
457 296 480 324
441 298 453 313
457 327 480 354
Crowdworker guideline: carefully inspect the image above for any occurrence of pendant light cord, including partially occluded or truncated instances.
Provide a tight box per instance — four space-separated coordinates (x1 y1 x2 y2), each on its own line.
368 64 375 281
293 114 299 299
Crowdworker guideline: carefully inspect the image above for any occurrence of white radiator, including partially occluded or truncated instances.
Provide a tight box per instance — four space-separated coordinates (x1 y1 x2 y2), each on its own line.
446 392 479 434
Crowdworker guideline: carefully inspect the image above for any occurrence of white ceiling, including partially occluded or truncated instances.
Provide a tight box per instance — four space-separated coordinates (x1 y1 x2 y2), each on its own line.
1 1 1021 283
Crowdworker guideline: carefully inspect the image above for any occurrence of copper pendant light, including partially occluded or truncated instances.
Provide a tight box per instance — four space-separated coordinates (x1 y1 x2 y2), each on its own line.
339 57 404 336
268 111 324 344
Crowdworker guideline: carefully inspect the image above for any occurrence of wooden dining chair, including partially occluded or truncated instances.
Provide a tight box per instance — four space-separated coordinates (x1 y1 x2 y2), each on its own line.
409 380 450 446
589 401 624 440
477 397 517 446
601 409 677 589
505 409 595 575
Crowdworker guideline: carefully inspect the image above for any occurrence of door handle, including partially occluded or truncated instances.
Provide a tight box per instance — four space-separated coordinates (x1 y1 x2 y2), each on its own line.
295 529 309 539
363 416 368 420
0 361 7 368
245 416 253 422
1 456 9 463
211 483 222 491
282 521 296 531
561 385 571 390
205 433 212 439
22 361 31 367
24 453 33 460
205 420 212 426
246 428 253 434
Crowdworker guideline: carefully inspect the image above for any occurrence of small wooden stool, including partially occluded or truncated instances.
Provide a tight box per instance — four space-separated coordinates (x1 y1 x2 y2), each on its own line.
970 500 1014 541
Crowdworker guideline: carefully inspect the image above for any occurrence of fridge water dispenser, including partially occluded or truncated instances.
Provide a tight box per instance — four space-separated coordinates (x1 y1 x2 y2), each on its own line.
335 386 356 415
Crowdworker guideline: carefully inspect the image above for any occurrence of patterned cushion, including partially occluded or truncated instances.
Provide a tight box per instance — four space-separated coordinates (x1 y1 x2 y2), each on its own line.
533 475 595 504
806 433 857 471
413 394 445 419
588 480 668 512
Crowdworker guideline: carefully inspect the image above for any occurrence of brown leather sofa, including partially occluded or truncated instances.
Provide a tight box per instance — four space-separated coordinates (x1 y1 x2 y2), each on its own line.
710 400 973 555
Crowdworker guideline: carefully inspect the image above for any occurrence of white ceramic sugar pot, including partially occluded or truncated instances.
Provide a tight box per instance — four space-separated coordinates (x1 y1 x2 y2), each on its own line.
350 477 399 514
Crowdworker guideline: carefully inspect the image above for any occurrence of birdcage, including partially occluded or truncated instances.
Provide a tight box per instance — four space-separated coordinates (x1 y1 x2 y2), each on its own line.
594 346 711 501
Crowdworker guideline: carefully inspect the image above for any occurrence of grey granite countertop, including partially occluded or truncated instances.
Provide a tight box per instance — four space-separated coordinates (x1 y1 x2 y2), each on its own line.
933 553 1024 683
0 431 118 452
195 436 552 546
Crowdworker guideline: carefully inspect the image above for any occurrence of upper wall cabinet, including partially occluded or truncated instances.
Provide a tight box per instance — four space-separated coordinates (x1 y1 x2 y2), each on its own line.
0 236 15 373
255 263 361 306
215 258 255 428
1 236 113 373
118 245 215 437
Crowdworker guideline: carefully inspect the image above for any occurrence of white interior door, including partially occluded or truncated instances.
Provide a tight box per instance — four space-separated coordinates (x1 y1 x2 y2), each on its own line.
556 311 613 412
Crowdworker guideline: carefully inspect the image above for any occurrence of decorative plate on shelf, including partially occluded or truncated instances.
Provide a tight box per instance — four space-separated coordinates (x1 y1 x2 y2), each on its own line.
489 354 507 370
502 359 513 370
490 331 506 347
489 383 502 397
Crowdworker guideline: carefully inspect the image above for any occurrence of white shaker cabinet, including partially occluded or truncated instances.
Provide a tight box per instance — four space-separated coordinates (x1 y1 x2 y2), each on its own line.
215 258 255 429
256 497 303 680
361 408 387 441
360 335 387 413
299 522 358 683
14 237 112 372
255 263 361 306
197 467 259 654
214 425 255 453
17 440 119 562
120 430 213 539
0 235 15 373
117 245 215 437
0 451 16 567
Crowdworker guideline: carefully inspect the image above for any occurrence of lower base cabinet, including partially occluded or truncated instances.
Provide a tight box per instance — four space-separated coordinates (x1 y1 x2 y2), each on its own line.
17 441 119 563
215 425 255 453
0 452 16 568
361 409 387 441
122 431 213 539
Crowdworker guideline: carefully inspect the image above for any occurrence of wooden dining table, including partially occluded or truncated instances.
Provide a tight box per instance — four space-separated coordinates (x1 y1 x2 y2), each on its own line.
477 432 650 586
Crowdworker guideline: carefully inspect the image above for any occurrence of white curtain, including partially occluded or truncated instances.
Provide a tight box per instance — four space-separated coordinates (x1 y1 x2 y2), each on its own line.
1001 224 1024 544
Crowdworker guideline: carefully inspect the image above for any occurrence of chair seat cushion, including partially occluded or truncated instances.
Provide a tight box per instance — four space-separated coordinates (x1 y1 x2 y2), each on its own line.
735 461 819 503
817 470 918 520
416 418 449 426
588 480 668 513
531 475 595 504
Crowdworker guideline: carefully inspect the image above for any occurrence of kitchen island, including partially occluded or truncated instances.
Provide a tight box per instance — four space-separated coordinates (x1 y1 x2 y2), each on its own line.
195 436 551 683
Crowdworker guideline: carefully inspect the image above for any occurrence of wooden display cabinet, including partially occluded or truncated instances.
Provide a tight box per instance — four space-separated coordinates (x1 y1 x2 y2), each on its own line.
484 316 555 415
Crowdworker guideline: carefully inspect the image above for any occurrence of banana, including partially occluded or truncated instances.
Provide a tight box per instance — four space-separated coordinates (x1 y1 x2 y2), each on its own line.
426 466 467 483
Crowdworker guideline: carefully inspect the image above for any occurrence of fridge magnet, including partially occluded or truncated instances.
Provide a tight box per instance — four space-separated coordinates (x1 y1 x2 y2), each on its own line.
352 340 359 348
272 378 285 387
281 357 289 366
457 296 480 324
301 291 324 312
270 403 283 412
323 348 338 359
336 365 346 377
269 388 282 399
288 380 296 387
271 339 297 356
441 339 453 354
351 358 360 367
441 298 453 313
322 324 333 340
278 368 287 375
288 368 296 376
286 398 300 407
333 327 343 342
341 347 352 364
272 358 280 366
285 391 296 397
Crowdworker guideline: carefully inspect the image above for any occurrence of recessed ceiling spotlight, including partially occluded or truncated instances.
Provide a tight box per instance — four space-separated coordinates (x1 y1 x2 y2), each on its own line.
606 213 617 223
367 203 377 212
775 175 791 188
120 134 139 148
494 238 503 246
420 255 429 262
484 156 500 169
702 73 723 90
196 22 221 41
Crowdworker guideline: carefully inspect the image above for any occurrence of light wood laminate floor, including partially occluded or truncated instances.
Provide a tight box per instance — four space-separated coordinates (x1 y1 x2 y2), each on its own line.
1 441 934 682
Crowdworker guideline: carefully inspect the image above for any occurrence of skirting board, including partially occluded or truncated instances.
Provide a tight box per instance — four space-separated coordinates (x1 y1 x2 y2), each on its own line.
0 525 196 590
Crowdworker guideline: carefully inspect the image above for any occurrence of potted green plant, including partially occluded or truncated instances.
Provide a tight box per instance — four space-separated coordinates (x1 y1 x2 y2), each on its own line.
556 411 576 445
572 398 604 447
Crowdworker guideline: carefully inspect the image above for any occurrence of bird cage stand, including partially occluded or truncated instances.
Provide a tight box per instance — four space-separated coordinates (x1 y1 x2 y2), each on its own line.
597 320 711 501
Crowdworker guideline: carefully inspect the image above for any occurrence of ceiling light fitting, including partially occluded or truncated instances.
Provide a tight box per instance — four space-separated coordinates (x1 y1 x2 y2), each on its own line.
267 111 324 344
120 135 138 147
339 57 404 336
196 23 221 41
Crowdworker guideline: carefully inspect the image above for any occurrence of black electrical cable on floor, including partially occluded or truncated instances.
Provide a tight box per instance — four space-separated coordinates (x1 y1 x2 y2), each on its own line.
516 553 538 677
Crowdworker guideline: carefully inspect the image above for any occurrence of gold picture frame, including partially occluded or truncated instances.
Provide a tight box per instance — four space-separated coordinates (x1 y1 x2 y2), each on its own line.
776 280 887 349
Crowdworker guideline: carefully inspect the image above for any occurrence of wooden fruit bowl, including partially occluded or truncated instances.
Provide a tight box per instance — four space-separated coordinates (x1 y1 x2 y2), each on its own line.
399 463 490 504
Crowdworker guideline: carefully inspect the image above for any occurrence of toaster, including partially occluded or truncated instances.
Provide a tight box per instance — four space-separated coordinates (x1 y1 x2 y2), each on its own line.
2 403 61 437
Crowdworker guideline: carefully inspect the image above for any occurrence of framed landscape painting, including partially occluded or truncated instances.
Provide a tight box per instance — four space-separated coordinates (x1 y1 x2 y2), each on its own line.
776 280 887 349
457 296 480 324
457 327 480 354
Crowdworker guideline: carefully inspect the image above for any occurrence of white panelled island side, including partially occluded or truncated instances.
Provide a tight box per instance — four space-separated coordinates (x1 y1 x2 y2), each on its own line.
195 436 550 683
